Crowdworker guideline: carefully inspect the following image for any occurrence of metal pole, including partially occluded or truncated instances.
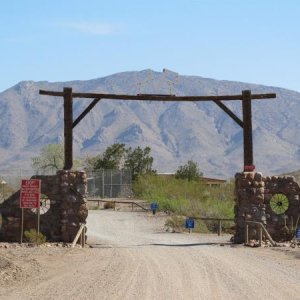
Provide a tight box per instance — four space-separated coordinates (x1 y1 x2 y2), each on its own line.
37 207 40 245
93 175 96 197
20 208 24 244
110 170 113 198
120 169 122 197
102 169 105 198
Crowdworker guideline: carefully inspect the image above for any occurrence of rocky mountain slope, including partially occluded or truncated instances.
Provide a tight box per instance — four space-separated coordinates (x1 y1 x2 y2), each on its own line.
0 69 300 178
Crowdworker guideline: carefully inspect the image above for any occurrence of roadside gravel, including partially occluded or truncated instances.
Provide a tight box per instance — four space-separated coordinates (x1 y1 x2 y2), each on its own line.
0 210 299 300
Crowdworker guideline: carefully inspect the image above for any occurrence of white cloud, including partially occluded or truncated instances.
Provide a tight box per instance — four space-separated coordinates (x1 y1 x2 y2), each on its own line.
61 21 119 35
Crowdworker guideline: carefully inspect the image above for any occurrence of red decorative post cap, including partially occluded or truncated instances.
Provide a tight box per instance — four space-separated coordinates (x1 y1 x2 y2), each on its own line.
244 165 255 172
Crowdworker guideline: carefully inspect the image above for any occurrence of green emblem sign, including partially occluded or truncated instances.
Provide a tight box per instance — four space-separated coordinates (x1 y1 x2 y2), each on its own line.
270 194 289 214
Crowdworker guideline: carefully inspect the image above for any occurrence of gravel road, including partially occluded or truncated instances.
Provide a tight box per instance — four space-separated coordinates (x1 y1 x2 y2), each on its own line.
1 210 300 300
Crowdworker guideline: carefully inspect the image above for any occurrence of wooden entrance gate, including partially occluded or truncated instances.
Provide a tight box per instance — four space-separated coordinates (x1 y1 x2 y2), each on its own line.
39 88 276 171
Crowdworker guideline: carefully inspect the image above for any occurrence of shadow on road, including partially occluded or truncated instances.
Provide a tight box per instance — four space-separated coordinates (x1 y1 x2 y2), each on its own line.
88 242 232 248
150 242 232 247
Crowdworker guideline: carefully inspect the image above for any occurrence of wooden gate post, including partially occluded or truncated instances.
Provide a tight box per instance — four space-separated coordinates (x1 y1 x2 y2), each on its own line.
242 90 254 170
63 87 73 170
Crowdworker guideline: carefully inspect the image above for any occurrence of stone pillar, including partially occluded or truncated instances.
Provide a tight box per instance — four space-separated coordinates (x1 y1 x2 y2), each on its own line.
234 171 300 243
0 170 88 243
57 170 88 242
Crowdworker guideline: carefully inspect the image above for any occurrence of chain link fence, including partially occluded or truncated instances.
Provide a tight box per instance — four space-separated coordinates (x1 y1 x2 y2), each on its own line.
0 168 133 202
86 169 132 199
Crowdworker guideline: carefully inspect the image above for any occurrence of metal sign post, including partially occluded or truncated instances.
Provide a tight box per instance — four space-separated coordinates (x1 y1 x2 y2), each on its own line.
151 202 158 215
19 179 41 244
20 208 24 244
185 218 195 233
37 205 40 244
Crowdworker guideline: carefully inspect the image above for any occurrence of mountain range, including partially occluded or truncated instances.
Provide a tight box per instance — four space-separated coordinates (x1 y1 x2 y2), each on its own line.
1 68 300 179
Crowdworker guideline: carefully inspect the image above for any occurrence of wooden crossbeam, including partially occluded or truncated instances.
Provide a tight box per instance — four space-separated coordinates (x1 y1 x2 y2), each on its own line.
39 90 276 102
213 100 243 128
39 88 276 171
73 98 101 128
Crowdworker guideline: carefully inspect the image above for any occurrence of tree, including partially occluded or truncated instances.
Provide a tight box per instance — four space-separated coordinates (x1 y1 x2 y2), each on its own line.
83 154 102 171
85 143 156 180
125 146 155 180
32 143 81 172
94 143 126 169
175 160 203 181
32 143 64 172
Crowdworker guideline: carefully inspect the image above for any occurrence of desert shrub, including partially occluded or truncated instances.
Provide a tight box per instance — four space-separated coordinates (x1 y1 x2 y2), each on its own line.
133 174 235 233
165 216 185 232
24 229 46 245
104 201 115 209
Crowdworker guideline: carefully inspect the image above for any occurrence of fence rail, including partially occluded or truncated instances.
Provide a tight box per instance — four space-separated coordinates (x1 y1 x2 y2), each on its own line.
87 199 149 212
71 223 86 248
245 221 276 247
87 199 234 236
192 217 234 236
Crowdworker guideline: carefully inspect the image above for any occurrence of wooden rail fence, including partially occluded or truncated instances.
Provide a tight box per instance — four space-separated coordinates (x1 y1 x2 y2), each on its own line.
192 217 234 236
88 199 149 211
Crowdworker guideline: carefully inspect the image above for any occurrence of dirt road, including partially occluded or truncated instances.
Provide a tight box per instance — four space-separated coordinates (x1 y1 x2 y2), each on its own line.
0 210 300 300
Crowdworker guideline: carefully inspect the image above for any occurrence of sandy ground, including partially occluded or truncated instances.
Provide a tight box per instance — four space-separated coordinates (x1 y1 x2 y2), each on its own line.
0 209 300 300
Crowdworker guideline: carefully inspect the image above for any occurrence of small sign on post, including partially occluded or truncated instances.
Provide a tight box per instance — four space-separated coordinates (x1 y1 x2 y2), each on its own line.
185 218 195 233
20 179 41 244
20 179 41 209
150 202 158 215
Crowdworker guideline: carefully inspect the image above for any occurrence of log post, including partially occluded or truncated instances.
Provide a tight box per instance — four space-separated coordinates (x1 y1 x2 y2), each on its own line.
63 87 73 170
242 90 254 170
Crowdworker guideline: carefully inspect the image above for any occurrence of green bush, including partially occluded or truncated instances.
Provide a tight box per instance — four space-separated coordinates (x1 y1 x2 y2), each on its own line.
133 174 235 233
24 229 46 245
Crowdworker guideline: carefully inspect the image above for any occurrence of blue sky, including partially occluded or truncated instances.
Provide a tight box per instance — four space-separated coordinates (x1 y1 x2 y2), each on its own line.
1 0 300 92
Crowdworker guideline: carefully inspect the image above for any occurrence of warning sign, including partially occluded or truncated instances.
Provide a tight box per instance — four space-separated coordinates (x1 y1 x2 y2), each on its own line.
20 179 41 208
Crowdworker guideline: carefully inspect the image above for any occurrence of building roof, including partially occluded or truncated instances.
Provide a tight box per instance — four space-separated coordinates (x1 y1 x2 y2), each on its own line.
157 173 226 184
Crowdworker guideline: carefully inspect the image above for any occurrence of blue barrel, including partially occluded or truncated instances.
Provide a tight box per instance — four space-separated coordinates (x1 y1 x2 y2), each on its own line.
296 227 300 239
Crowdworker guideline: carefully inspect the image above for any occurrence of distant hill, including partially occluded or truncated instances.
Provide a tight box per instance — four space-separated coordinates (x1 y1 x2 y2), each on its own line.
1 68 300 178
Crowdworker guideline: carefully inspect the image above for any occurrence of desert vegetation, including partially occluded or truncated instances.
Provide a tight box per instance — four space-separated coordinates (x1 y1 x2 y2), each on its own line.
133 172 235 233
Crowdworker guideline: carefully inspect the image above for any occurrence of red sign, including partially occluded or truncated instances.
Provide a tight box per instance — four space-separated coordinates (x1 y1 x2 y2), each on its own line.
20 179 41 208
